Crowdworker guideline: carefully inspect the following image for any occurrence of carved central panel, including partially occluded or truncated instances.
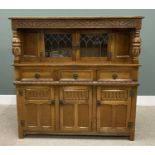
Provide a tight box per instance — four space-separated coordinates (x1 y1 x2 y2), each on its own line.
101 89 128 101
63 90 89 100
25 88 50 100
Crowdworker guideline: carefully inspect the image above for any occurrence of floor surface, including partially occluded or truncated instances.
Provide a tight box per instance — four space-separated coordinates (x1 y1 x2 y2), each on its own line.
0 105 155 146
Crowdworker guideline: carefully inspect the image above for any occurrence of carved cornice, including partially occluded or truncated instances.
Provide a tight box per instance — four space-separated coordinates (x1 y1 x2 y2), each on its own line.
11 18 142 29
12 30 21 63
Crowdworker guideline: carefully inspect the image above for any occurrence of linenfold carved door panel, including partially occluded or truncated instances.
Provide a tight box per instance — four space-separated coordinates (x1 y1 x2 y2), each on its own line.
21 86 55 131
96 86 131 133
59 86 92 132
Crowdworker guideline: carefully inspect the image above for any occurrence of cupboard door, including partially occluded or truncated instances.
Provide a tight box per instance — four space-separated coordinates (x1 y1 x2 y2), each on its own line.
96 87 131 133
79 32 111 61
43 32 75 62
21 86 55 131
59 86 92 132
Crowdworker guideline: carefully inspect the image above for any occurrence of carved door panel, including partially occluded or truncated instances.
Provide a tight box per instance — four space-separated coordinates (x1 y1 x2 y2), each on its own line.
21 86 55 131
96 87 131 132
59 86 92 132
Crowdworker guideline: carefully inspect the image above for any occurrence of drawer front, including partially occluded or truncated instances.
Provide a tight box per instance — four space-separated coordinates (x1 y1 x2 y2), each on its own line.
97 70 132 81
59 70 93 81
21 70 53 81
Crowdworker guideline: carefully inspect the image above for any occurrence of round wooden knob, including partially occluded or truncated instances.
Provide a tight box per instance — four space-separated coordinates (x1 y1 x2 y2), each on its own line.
59 100 64 105
34 73 41 79
73 73 78 79
48 100 55 105
112 73 118 80
96 100 101 106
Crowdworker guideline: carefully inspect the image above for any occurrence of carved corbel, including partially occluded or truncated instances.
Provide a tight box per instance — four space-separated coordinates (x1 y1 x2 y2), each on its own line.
12 30 21 63
131 29 141 63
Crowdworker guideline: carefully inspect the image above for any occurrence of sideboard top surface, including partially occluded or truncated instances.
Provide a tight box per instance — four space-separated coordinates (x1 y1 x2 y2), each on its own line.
9 16 144 20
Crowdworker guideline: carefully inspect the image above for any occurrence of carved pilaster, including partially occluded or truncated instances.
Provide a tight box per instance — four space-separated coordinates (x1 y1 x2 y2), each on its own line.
131 29 141 63
12 30 21 63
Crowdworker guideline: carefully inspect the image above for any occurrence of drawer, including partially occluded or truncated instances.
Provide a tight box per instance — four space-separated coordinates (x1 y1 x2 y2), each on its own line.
97 70 132 81
59 70 93 81
21 70 53 81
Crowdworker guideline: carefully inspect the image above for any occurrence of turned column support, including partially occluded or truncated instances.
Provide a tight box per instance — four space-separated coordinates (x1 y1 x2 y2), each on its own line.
131 29 141 63
12 29 21 63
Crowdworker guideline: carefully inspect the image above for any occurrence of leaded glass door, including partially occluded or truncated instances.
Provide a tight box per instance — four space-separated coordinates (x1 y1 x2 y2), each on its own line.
77 30 113 62
44 33 72 58
43 31 75 62
80 33 108 57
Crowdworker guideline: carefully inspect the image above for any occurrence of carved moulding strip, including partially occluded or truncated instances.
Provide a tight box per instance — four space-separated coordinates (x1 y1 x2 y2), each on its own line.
11 18 142 29
12 30 21 63
131 29 141 63
13 63 141 67
14 81 139 86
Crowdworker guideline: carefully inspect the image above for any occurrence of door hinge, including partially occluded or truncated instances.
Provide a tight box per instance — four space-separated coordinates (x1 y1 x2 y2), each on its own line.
107 51 112 60
129 89 134 97
128 122 134 129
18 89 24 96
20 120 25 127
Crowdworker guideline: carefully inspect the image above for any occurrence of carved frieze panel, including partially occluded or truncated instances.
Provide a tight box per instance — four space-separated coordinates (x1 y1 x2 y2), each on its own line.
63 90 89 100
101 89 128 101
11 18 142 29
25 88 50 100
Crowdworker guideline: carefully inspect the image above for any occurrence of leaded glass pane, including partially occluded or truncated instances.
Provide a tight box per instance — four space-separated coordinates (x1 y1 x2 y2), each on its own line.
80 33 108 57
44 33 72 57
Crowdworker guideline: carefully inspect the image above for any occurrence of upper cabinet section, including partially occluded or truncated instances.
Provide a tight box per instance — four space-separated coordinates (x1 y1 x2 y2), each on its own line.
10 16 143 64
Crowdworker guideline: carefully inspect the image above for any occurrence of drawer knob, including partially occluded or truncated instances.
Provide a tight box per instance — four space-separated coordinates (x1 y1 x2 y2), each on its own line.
48 100 55 105
59 100 64 105
34 73 41 79
96 100 101 106
73 73 78 79
112 73 118 80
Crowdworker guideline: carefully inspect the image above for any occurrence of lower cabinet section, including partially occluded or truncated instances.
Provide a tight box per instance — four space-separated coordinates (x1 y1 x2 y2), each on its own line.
16 85 136 140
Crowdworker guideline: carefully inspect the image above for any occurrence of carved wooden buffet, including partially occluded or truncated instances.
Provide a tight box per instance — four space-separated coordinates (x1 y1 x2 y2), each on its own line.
10 16 143 140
